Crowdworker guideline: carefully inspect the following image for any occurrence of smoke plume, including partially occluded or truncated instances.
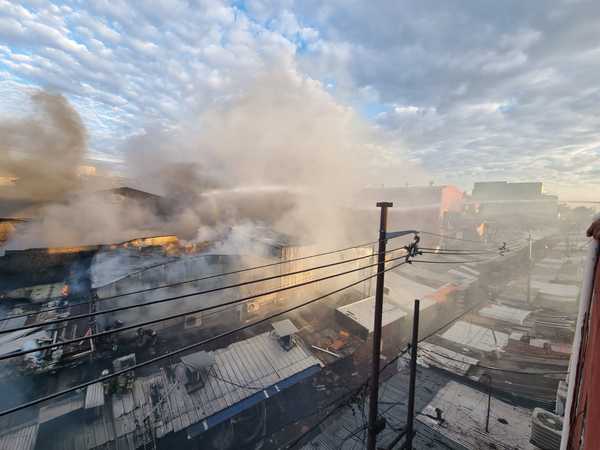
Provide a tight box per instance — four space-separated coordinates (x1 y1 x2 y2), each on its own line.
2 71 423 250
0 91 86 202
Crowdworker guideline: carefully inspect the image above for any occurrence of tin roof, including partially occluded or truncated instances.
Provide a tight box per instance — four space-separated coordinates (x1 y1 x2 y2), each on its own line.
418 342 479 376
478 304 532 325
301 358 535 449
384 272 437 310
336 296 408 333
0 422 38 450
114 330 321 444
85 382 105 409
39 394 84 423
440 321 509 352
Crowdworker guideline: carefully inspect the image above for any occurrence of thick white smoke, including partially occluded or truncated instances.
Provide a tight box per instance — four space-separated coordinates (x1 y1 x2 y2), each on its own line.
3 71 425 250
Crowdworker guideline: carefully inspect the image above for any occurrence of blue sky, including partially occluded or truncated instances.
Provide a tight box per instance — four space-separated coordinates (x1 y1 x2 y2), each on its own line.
1 0 599 198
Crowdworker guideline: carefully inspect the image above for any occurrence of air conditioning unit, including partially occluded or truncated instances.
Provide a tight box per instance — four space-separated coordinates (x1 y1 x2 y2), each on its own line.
530 408 562 450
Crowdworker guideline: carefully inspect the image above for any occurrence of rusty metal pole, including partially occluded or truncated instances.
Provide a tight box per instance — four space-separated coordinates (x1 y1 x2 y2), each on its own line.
405 299 420 450
366 201 393 450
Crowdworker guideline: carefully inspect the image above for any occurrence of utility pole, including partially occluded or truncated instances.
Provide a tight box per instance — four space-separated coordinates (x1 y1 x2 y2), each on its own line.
481 373 492 432
527 231 533 304
367 201 393 450
405 299 420 450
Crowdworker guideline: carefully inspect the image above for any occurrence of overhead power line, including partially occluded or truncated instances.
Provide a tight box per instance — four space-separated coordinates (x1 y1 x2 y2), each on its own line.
0 253 410 362
285 346 411 450
0 245 407 335
418 347 568 375
418 231 497 245
286 299 489 449
419 247 505 255
0 260 408 418
0 238 399 323
419 250 503 257
412 255 500 265
419 231 527 249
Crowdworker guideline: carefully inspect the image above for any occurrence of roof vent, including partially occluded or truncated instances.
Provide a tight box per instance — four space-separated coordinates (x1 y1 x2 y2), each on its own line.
271 319 299 351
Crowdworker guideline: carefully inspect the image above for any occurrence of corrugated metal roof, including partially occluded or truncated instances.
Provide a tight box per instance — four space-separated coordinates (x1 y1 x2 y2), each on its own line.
478 304 532 325
0 422 38 450
0 330 48 358
0 315 26 332
110 330 321 445
39 394 84 423
385 272 437 310
440 321 509 352
85 382 105 409
302 356 535 450
337 296 407 332
418 342 479 376
532 281 578 299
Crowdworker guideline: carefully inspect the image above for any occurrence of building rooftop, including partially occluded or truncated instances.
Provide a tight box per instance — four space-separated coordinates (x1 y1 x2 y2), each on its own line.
478 304 532 325
439 321 509 352
301 357 534 449
40 329 321 450
336 296 408 333
0 422 38 450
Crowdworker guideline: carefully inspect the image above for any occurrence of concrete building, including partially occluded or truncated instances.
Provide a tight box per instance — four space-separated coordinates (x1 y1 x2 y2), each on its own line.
472 181 558 224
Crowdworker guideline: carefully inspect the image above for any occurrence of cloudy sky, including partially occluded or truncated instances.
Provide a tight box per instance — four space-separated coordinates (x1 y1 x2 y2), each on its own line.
1 0 599 198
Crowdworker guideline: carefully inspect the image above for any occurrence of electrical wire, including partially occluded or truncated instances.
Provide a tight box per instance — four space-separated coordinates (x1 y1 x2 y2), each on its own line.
411 256 500 265
285 348 411 450
417 347 568 375
419 247 504 255
419 250 503 257
0 260 408 418
207 369 265 391
0 245 406 334
0 254 409 361
241 382 373 449
418 231 500 246
0 237 406 323
286 298 489 449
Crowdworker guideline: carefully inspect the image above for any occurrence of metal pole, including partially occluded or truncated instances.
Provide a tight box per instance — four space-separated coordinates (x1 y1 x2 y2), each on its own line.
367 201 393 450
481 373 492 432
405 299 420 450
527 232 532 304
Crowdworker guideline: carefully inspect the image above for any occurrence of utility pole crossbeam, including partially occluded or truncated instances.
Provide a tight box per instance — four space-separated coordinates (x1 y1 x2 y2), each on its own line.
367 201 393 450
404 299 420 450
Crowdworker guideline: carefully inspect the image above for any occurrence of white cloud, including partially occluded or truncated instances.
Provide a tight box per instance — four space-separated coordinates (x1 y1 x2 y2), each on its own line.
0 0 599 197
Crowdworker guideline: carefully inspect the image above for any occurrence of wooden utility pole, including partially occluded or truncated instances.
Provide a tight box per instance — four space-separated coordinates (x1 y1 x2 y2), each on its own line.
366 201 392 450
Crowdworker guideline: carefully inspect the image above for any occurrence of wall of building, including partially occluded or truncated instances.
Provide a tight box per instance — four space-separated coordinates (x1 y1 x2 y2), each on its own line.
565 245 600 449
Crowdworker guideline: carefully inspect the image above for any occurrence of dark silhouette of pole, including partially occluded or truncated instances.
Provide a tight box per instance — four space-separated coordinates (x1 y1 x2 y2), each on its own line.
481 373 492 432
405 299 420 450
527 231 533 304
367 201 393 450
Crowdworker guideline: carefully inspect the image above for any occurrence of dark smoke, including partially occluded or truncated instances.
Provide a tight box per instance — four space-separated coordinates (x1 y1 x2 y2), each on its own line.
0 91 86 202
